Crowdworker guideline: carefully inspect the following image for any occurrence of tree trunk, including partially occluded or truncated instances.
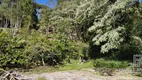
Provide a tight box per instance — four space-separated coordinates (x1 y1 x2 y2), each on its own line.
42 57 45 66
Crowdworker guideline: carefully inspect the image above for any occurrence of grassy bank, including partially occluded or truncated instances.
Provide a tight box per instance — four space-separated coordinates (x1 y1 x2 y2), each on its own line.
24 60 94 74
24 59 129 74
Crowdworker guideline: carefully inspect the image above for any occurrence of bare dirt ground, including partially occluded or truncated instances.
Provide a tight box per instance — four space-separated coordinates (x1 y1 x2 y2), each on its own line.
25 68 142 80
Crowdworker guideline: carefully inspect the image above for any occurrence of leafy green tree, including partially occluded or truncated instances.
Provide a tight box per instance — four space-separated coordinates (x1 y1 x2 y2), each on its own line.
75 0 142 54
38 6 51 34
49 0 80 40
0 0 38 35
57 0 70 5
20 0 38 29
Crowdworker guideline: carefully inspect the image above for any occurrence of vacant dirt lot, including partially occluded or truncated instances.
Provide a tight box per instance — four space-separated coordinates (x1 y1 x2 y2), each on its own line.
24 68 142 80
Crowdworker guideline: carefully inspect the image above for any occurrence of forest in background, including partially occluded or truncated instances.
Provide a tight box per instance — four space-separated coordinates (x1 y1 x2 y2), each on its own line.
0 0 142 71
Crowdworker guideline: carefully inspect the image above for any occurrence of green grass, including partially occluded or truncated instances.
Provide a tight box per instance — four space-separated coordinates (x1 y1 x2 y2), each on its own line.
23 59 129 74
58 59 94 71
93 58 129 68
23 66 59 74
37 77 46 80
24 59 94 74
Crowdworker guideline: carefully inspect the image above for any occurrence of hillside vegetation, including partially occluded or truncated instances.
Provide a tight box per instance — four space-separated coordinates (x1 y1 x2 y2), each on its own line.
0 0 142 72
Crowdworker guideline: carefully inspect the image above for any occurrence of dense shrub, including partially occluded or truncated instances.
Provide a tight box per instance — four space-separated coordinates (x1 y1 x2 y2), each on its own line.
24 31 88 66
0 29 28 68
0 29 88 68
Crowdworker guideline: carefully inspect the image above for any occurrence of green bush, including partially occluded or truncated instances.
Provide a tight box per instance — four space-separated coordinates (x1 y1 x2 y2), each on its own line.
0 29 88 68
93 58 129 68
0 30 28 67
24 30 88 66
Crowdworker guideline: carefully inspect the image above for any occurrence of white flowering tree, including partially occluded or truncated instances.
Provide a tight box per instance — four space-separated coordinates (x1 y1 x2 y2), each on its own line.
75 0 142 53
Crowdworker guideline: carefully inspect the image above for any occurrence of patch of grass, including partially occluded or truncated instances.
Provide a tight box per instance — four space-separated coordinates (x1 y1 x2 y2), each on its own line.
58 59 94 71
23 66 59 74
24 59 129 74
24 60 94 74
37 77 46 80
93 58 129 68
